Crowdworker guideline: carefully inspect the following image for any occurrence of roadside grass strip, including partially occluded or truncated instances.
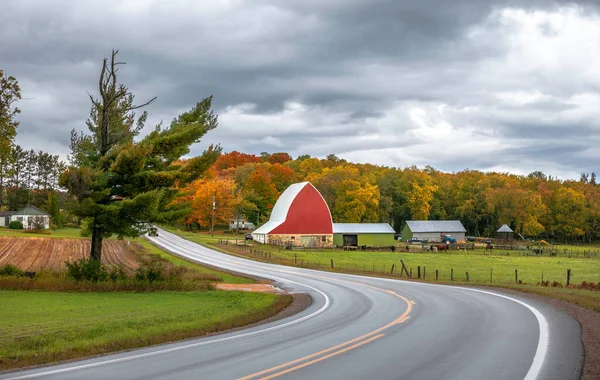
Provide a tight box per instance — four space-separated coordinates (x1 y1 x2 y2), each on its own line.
0 290 291 370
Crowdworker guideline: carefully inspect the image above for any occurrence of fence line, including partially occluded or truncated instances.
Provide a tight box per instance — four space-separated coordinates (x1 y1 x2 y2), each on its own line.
214 242 599 290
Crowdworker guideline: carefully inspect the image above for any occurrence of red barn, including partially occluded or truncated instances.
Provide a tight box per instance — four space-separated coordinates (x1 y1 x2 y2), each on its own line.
252 182 334 247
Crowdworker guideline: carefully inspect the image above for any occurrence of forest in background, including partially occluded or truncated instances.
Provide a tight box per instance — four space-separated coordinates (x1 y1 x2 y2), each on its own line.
175 151 600 243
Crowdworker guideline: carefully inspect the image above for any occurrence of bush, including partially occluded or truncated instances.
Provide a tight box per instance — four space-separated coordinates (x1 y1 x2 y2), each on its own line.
0 264 24 277
65 258 108 283
8 221 23 230
135 264 165 283
108 266 128 282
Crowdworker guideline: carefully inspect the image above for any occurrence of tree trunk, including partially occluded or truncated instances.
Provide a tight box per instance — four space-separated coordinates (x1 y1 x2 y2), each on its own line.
90 220 103 261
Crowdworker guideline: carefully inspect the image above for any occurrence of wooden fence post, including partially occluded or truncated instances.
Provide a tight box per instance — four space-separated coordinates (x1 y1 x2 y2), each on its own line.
409 268 412 279
423 266 426 280
331 259 334 268
490 268 493 284
515 269 518 284
435 270 439 281
294 254 297 264
466 272 469 282
391 264 395 275
451 268 454 281
417 266 421 279
400 260 410 277
567 269 571 285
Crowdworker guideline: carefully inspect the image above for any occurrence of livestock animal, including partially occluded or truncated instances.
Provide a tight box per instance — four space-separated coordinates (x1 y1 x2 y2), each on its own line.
435 244 448 252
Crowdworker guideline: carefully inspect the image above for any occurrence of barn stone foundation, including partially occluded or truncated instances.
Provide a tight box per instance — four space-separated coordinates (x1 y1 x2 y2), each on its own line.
267 234 333 248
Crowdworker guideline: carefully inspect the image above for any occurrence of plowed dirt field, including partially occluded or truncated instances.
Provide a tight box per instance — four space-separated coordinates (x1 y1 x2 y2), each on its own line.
0 237 138 272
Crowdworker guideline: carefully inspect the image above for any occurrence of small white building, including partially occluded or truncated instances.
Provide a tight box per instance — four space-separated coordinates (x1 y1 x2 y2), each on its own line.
0 206 51 229
229 217 255 230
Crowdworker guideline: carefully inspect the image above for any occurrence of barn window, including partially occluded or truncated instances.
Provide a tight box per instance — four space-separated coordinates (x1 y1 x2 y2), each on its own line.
290 236 295 239
321 236 326 242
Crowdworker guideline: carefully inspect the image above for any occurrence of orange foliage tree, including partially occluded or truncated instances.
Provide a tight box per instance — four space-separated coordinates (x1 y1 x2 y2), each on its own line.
184 178 236 228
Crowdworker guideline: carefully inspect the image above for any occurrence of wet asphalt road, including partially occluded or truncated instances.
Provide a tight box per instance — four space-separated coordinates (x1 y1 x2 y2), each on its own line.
1 228 583 380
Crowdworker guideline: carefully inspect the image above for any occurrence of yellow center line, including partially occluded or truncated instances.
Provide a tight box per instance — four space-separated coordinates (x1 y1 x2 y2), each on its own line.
237 273 413 380
258 334 386 380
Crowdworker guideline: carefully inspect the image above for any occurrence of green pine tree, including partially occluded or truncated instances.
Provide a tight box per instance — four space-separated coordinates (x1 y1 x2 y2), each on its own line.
60 50 221 261
46 191 63 229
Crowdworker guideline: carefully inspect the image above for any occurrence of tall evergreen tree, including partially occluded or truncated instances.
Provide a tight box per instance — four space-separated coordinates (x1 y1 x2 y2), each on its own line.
47 191 63 228
0 70 21 208
61 50 220 261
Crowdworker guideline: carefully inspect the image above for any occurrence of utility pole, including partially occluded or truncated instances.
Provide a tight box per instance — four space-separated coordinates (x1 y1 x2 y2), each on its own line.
211 193 215 237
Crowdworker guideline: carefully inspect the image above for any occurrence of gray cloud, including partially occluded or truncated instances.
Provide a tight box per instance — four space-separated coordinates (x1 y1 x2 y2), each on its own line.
2 0 600 178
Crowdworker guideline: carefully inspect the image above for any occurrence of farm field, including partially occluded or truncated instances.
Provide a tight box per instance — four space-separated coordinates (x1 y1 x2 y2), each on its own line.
0 237 137 272
0 290 291 369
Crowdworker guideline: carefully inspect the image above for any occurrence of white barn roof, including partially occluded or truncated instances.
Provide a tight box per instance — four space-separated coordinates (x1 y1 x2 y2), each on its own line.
405 220 466 233
333 223 395 234
252 182 323 235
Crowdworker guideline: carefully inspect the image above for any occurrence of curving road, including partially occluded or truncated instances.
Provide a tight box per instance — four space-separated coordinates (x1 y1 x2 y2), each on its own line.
2 228 583 380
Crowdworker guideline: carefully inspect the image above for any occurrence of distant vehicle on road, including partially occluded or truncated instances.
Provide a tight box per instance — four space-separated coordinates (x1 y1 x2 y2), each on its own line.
148 226 158 237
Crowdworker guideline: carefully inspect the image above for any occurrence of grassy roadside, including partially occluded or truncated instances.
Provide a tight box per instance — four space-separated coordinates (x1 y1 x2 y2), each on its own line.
135 240 255 284
0 227 83 239
0 290 292 370
166 228 600 314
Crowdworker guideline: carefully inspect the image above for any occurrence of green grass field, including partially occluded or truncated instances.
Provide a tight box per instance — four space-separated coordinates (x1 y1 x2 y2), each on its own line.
135 240 254 284
0 227 83 239
205 242 600 285
0 290 291 369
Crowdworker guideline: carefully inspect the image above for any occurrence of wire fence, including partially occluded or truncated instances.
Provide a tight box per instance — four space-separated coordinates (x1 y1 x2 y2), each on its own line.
215 241 600 291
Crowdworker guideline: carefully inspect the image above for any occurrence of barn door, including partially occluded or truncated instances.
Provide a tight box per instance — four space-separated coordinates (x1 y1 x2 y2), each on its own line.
343 234 358 247
300 236 317 247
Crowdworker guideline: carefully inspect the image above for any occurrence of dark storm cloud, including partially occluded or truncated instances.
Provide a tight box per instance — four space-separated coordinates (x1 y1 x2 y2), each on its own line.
1 0 600 178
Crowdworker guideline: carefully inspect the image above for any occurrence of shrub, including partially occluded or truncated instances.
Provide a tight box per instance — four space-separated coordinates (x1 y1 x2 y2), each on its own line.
0 264 24 277
65 258 108 282
8 221 23 229
108 266 128 282
135 264 165 283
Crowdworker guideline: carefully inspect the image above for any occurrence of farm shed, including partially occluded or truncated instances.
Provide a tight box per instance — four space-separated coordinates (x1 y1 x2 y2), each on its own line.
496 224 514 242
0 205 50 229
401 220 466 243
252 182 334 247
333 223 396 247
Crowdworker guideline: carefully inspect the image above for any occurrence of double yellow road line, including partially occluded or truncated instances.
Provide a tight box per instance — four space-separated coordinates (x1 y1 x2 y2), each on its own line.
238 277 413 380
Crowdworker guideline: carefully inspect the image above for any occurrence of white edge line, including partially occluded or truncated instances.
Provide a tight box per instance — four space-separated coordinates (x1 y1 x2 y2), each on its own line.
4 242 330 380
326 271 550 380
153 230 550 379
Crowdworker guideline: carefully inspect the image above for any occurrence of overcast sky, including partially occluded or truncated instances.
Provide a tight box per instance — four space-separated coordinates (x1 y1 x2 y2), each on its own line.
2 0 600 179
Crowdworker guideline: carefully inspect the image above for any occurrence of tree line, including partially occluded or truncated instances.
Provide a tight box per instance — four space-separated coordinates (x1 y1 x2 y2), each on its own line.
176 152 600 244
0 69 66 212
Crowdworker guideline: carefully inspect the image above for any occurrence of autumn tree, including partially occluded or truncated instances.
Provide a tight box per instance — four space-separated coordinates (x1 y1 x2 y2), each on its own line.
242 168 279 224
61 50 219 261
182 177 236 228
214 151 260 171
332 180 380 222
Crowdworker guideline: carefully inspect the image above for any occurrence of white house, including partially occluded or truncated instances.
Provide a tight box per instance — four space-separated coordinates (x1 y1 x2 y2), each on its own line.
0 205 51 229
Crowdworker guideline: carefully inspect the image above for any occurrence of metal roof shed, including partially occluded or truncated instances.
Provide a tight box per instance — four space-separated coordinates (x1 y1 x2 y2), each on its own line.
333 223 396 247
402 220 467 242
